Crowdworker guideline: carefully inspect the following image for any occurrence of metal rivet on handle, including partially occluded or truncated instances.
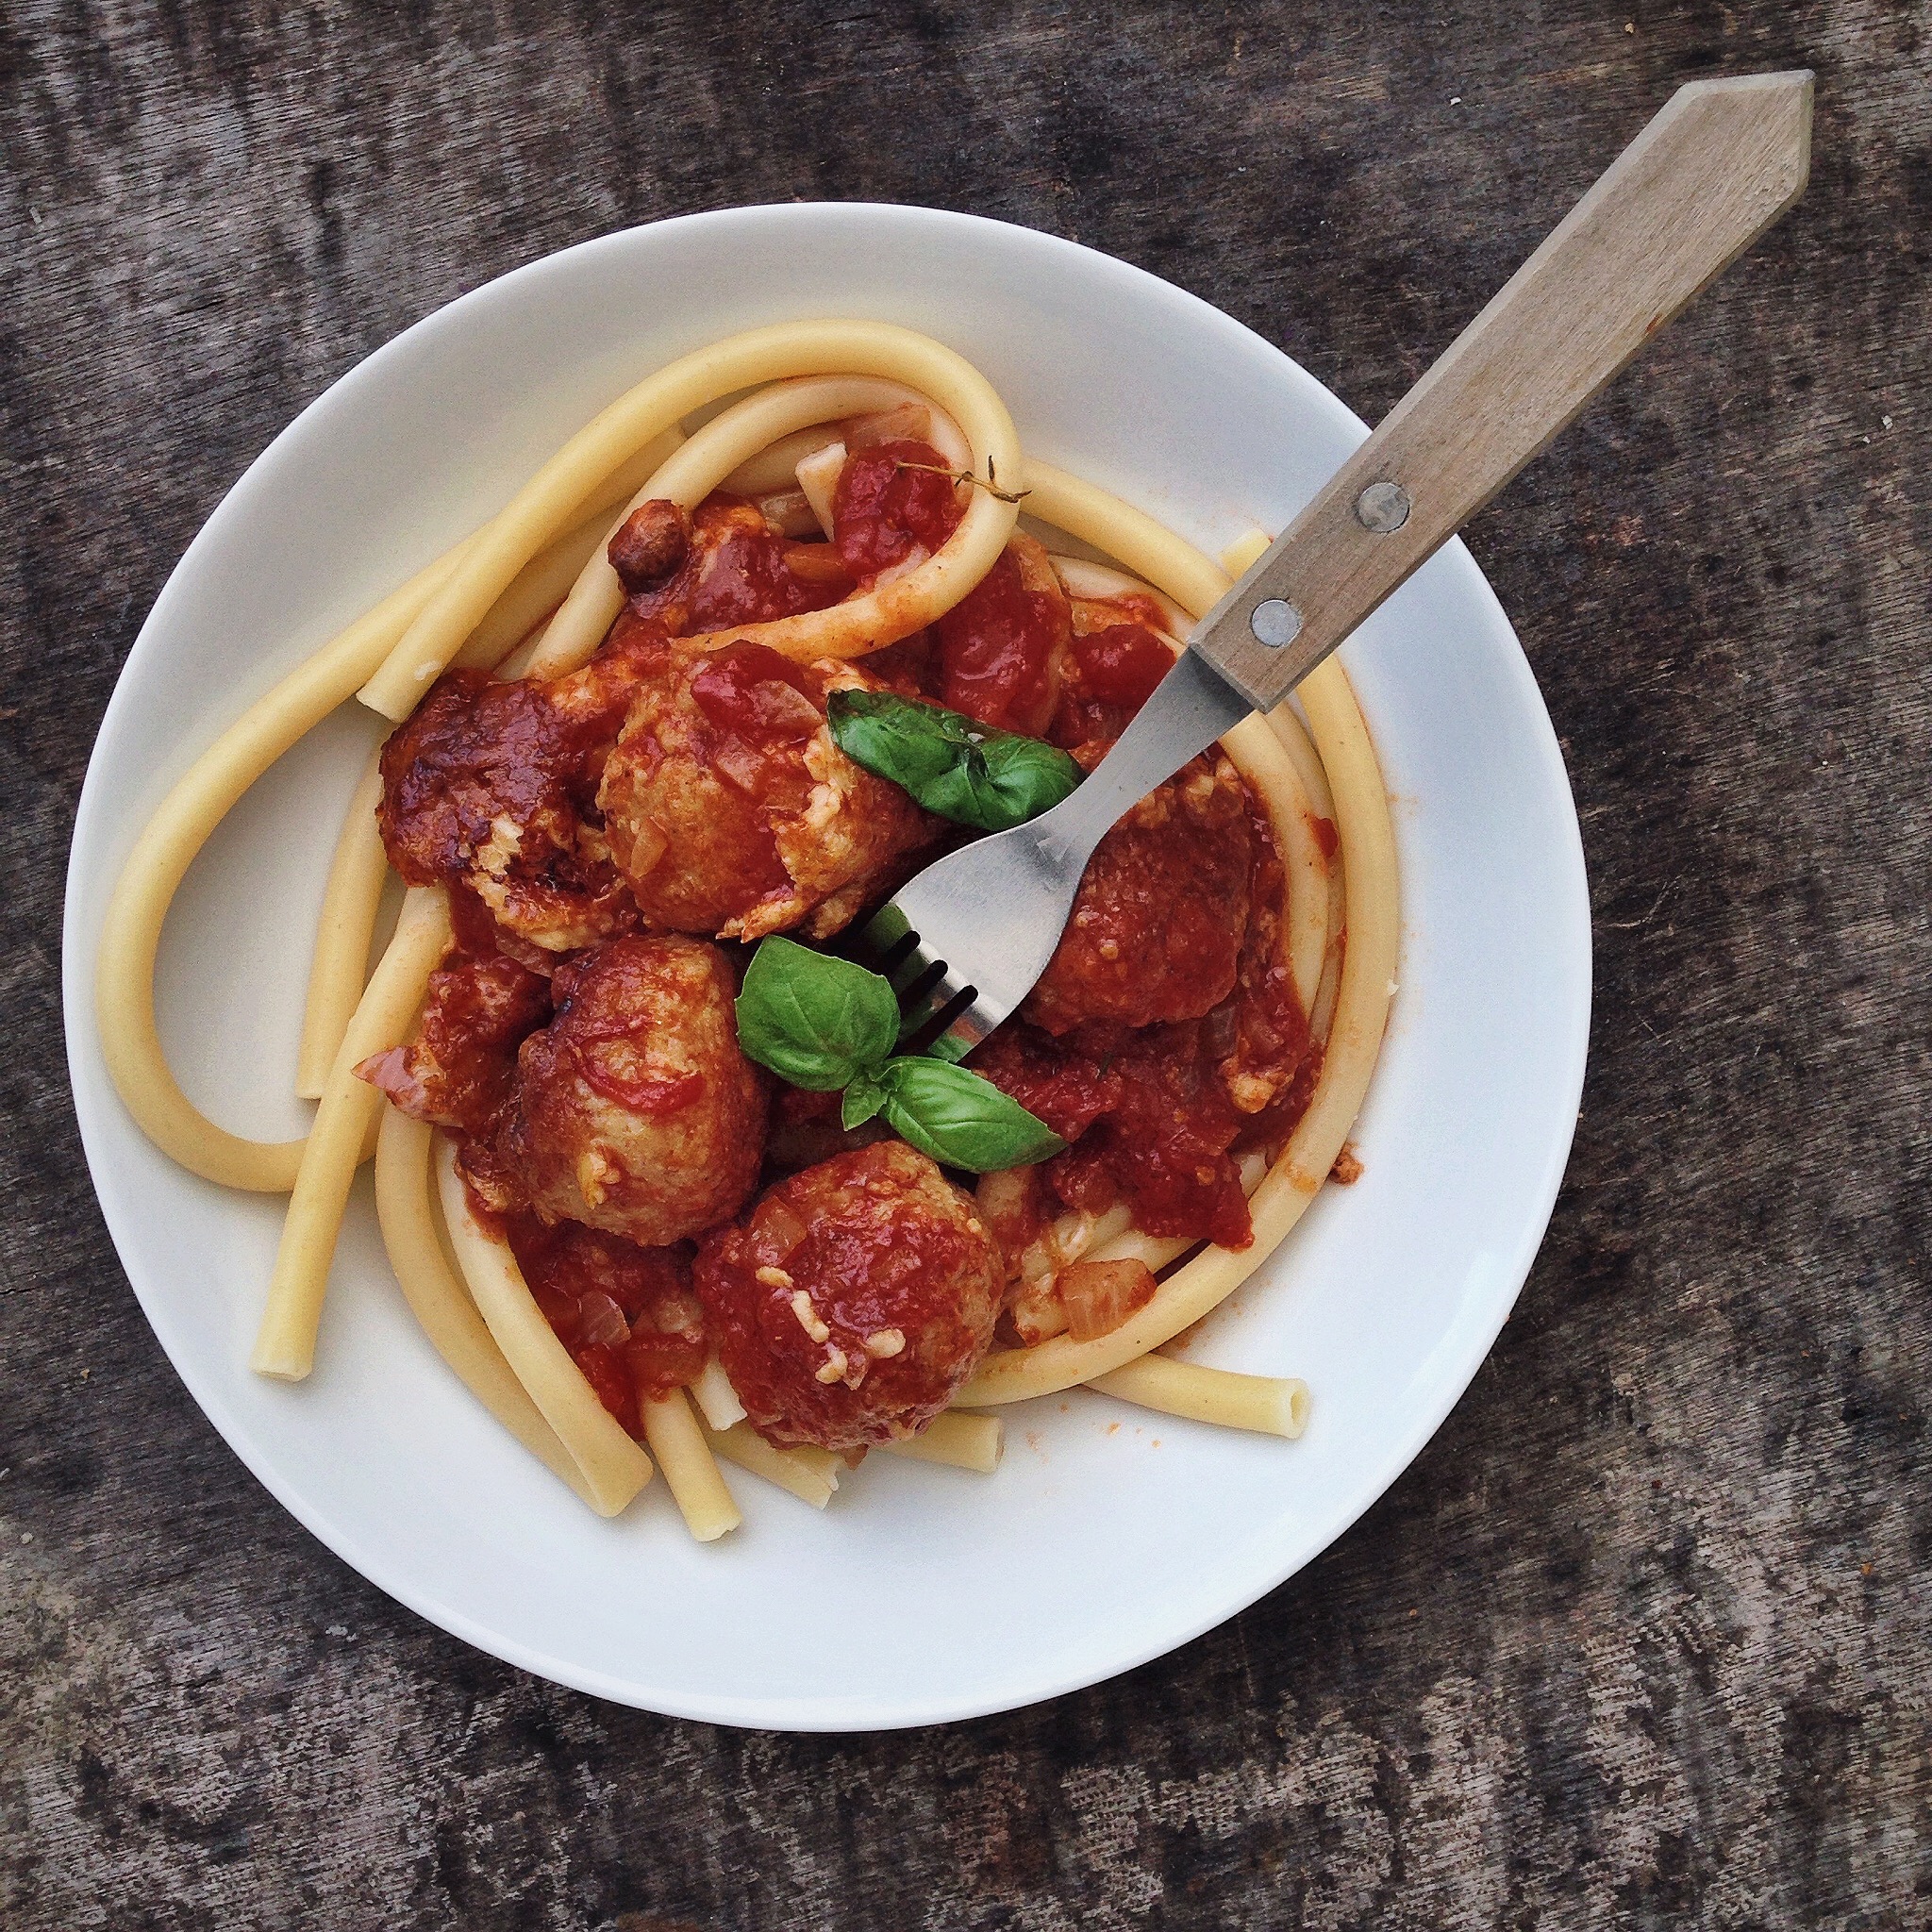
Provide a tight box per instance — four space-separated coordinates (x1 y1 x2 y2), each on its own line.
1355 480 1411 533
1249 598 1303 649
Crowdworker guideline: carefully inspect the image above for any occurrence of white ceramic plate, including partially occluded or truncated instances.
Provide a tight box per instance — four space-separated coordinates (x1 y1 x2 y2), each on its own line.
63 205 1590 1730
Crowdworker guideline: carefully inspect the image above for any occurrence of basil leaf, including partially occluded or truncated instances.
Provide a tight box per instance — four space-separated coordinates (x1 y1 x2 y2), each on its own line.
827 690 969 791
735 938 901 1091
874 1057 1065 1172
827 690 1081 832
841 1070 888 1130
972 729 1085 825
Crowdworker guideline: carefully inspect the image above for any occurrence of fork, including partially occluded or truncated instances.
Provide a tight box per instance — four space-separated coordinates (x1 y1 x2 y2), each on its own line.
861 73 1813 1055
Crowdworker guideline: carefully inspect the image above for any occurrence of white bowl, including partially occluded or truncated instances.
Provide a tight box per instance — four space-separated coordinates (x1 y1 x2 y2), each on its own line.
62 205 1591 1730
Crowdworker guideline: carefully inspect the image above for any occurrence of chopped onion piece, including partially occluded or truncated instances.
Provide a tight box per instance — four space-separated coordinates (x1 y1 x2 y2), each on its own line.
1058 1258 1158 1343
845 401 931 448
578 1291 632 1348
749 1194 808 1264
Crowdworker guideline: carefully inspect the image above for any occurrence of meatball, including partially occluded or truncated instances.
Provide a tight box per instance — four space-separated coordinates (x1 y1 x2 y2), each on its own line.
694 1141 1005 1452
356 951 551 1135
376 618 665 952
597 641 936 942
1024 754 1255 1034
490 935 767 1245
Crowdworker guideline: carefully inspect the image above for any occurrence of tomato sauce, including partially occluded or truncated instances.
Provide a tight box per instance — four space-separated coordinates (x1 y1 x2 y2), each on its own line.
674 641 828 904
832 438 964 582
931 543 1070 736
1051 621 1174 749
498 1211 708 1429
1024 758 1253 1035
967 615 1320 1247
378 669 609 885
360 952 552 1135
974 1017 1255 1247
689 642 824 744
629 498 853 636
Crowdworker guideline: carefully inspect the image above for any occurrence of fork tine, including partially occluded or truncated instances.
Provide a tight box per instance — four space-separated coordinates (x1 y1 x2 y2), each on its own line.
896 968 979 1058
848 892 1005 1062
861 902 912 954
893 953 948 1007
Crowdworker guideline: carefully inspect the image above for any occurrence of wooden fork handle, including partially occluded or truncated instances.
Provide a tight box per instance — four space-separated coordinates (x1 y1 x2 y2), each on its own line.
1191 71 1814 712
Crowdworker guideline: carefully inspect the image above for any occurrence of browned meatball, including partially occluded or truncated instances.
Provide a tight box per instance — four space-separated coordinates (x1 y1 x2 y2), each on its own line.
596 641 936 942
492 935 767 1245
693 1141 1005 1453
357 952 551 1135
1024 755 1255 1034
375 618 667 952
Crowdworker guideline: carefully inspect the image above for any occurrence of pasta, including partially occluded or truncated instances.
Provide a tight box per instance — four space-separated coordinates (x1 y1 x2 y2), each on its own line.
1088 1358 1309 1439
296 752 390 1101
435 1134 654 1517
877 1410 1006 1474
373 1106 598 1503
98 322 1397 1542
356 322 1023 715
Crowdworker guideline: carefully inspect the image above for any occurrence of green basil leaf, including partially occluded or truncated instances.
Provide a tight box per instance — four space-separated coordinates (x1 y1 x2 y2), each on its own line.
827 690 1081 833
735 937 900 1091
827 689 972 790
841 1069 888 1130
875 1057 1065 1172
972 729 1086 825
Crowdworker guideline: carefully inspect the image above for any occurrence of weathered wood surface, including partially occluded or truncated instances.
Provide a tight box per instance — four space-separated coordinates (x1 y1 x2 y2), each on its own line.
3 2 1926 1925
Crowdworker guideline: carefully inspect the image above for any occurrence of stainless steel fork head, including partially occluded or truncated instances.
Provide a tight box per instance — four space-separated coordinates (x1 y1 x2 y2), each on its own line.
861 648 1252 1057
862 814 1092 1054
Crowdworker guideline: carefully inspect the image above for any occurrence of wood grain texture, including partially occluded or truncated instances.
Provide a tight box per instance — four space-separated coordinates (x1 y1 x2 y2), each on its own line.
2 3 1927 1927
1197 72 1818 708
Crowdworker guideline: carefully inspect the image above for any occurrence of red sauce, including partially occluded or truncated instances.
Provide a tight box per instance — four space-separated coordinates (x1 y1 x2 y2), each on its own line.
1051 620 1174 749
1024 758 1253 1035
1232 1041 1324 1159
375 618 667 948
356 951 551 1134
973 791 1316 1251
630 498 852 635
500 1213 707 1427
690 643 824 745
674 642 826 904
976 1019 1253 1247
379 670 594 884
1058 1023 1253 1246
566 1056 707 1118
855 627 939 696
1215 793 1316 1119
932 544 1070 736
968 1023 1121 1142
444 881 524 964
831 439 964 582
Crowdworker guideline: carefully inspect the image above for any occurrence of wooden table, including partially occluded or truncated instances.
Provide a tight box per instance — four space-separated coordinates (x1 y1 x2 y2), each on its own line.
4 5 1926 1925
